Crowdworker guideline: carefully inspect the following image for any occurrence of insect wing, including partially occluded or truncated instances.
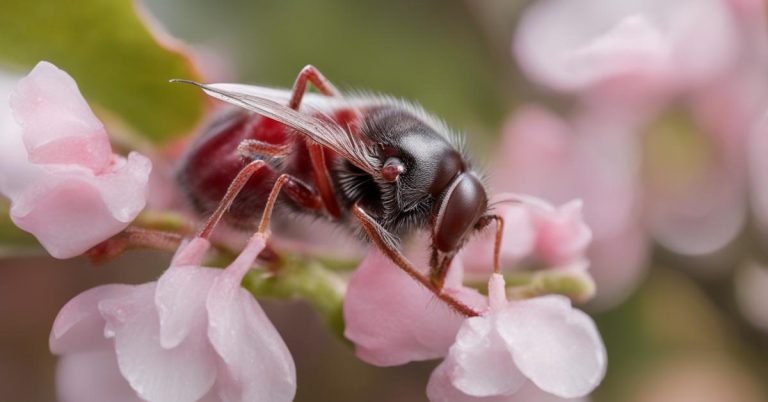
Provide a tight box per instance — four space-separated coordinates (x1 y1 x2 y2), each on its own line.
173 80 380 176
207 83 344 112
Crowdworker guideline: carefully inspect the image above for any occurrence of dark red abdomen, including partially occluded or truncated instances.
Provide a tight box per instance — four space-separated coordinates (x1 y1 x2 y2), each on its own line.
177 110 314 226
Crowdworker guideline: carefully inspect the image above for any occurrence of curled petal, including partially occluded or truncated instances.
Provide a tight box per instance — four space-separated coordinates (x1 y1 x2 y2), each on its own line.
10 61 111 172
496 296 606 398
155 264 218 349
155 238 215 349
1 62 152 259
448 316 525 397
105 284 218 402
532 200 592 265
94 152 152 223
427 361 519 402
10 176 134 258
56 350 142 402
6 150 150 258
50 284 134 354
344 249 483 366
0 78 42 199
206 234 296 402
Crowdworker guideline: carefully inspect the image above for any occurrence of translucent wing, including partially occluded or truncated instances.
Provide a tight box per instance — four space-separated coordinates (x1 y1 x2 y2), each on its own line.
173 80 381 176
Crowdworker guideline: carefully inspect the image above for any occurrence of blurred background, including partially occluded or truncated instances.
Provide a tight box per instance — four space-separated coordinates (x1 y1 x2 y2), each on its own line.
1 0 767 401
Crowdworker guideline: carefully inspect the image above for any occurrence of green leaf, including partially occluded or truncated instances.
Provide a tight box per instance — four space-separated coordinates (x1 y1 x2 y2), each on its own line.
0 0 205 143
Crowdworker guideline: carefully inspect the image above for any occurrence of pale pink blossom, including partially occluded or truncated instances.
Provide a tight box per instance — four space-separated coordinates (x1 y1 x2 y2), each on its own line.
426 274 606 401
343 247 485 366
0 61 151 258
50 234 296 402
514 0 738 99
526 197 591 266
492 106 645 307
512 0 768 260
461 194 590 273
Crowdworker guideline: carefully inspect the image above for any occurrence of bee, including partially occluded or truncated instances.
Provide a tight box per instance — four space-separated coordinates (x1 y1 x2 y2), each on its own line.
174 66 503 316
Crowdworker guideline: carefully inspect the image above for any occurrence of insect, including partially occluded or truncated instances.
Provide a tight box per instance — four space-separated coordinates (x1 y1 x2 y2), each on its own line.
174 65 504 316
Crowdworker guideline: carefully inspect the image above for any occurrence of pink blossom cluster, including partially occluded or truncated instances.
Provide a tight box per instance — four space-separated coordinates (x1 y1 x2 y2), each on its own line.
1 63 297 401
52 235 296 402
505 0 768 307
0 62 606 401
344 198 605 401
0 62 151 258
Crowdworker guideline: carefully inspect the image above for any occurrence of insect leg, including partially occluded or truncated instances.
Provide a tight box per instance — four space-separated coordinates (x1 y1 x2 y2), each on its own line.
237 139 293 159
198 160 267 239
288 64 341 109
257 173 323 234
474 214 505 274
87 227 182 263
287 65 344 219
352 204 481 317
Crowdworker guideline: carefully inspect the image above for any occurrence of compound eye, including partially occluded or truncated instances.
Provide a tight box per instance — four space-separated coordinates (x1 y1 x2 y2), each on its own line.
382 157 405 182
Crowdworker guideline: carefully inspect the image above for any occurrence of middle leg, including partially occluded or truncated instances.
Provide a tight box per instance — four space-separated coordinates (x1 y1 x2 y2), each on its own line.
286 65 344 219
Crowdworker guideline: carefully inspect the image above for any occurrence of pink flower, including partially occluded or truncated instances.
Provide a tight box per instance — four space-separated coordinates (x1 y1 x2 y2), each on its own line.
427 274 606 401
343 246 486 366
50 234 296 402
344 238 604 401
518 195 592 266
461 194 591 273
514 0 738 99
0 61 151 258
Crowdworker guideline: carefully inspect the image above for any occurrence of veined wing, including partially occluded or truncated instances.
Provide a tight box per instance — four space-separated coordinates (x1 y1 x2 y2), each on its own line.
173 80 381 177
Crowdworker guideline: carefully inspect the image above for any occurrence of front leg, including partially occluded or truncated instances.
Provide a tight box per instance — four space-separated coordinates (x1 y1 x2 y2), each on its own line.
352 204 480 317
474 214 505 274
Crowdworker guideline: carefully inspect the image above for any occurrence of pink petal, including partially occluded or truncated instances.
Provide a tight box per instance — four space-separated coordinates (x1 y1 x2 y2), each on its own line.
447 316 526 397
56 350 142 402
154 238 215 349
0 74 44 199
488 273 507 310
104 284 218 402
10 61 112 172
170 237 211 267
462 200 535 273
6 151 151 258
427 361 520 402
514 0 738 96
491 107 575 202
343 249 483 366
154 237 215 350
206 234 296 402
155 264 218 349
50 284 134 354
94 151 152 223
587 225 649 309
496 296 606 398
9 177 132 258
531 200 592 266
508 382 591 402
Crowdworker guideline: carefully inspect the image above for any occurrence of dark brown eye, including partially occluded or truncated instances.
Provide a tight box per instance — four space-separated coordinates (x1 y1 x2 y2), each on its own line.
382 157 405 182
433 174 488 253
